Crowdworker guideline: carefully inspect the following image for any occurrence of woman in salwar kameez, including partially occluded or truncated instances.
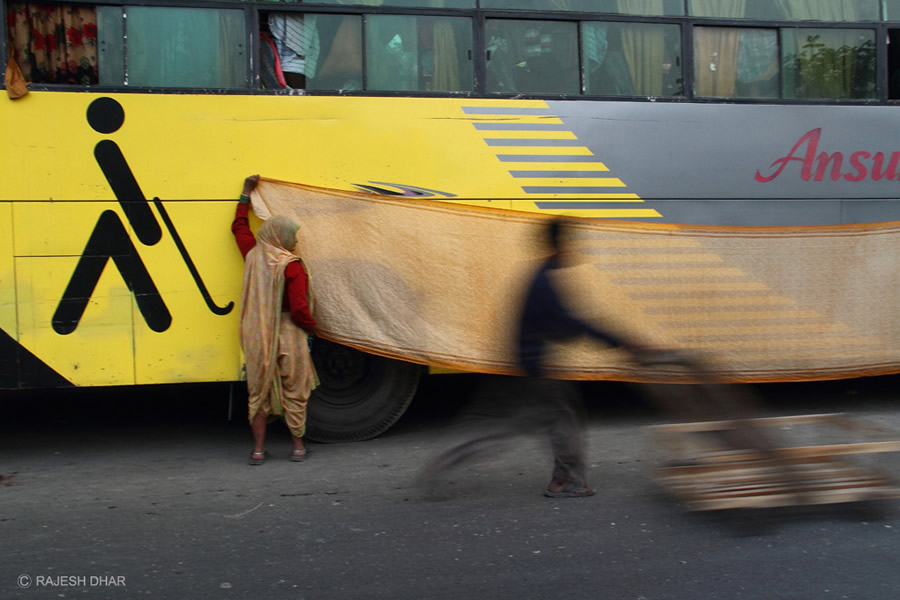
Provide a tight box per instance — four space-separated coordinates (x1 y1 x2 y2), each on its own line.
233 175 319 465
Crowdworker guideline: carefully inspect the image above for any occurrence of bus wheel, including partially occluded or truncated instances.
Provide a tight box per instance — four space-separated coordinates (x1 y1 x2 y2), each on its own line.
306 339 424 443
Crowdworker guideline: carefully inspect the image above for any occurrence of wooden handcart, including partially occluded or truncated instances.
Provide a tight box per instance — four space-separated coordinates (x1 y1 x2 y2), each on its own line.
635 351 900 512
648 413 900 511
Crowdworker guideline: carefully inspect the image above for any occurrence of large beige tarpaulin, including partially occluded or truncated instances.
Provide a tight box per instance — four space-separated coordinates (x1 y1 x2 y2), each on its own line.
250 178 900 383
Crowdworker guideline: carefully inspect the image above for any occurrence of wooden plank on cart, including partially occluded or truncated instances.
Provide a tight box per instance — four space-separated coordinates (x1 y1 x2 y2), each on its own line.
648 413 900 511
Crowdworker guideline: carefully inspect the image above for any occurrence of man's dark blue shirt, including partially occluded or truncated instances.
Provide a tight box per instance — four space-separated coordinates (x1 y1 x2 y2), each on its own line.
516 255 625 377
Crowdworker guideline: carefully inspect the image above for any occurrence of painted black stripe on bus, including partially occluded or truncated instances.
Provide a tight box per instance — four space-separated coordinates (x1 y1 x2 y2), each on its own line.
496 155 603 162
462 107 555 115
525 187 627 195
509 171 613 178
473 123 569 131
52 210 172 335
0 328 72 389
484 139 584 147
94 140 163 247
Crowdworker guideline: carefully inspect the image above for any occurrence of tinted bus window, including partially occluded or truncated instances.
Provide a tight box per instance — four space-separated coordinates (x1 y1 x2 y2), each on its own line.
313 0 474 8
689 0 880 21
7 2 246 88
890 29 900 99
583 21 682 97
122 7 246 88
782 28 876 99
694 27 778 99
366 15 473 92
887 0 900 21
481 0 682 15
485 19 579 94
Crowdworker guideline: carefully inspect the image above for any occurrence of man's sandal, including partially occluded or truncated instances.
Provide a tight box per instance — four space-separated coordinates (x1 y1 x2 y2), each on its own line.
543 481 596 498
248 450 267 466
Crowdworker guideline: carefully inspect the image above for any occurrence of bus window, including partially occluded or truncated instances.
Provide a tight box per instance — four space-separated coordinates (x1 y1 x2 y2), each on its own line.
889 30 900 100
263 13 363 91
887 0 900 21
365 15 473 92
781 28 876 100
694 27 778 99
582 21 682 97
6 2 99 85
689 0 880 22
118 7 246 88
312 0 475 8
485 19 579 95
480 0 683 16
7 2 245 88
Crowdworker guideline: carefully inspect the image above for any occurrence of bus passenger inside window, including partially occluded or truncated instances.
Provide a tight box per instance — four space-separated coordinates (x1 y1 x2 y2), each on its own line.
6 2 99 85
486 19 579 95
365 15 473 92
262 13 363 91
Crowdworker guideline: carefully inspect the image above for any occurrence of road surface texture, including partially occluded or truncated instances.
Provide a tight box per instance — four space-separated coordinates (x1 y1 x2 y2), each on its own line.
2 374 899 599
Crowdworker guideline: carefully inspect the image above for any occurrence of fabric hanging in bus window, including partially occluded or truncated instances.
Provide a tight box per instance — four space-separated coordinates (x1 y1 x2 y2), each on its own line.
694 26 778 99
308 15 363 91
6 3 98 85
427 17 474 92
5 48 29 98
694 27 741 98
249 178 900 384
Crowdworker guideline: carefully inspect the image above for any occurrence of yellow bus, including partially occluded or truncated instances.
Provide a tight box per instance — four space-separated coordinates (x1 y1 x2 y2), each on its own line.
4 0 900 440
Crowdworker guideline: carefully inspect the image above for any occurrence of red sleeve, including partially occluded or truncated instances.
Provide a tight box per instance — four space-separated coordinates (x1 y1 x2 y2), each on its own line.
284 261 317 333
232 202 256 259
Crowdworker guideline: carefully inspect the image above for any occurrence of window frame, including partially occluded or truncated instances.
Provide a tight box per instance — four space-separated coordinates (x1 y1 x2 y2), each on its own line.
1 0 896 105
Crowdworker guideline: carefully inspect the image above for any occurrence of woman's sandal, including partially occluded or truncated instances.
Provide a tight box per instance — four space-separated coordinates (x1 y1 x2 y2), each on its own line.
248 450 267 466
290 448 308 462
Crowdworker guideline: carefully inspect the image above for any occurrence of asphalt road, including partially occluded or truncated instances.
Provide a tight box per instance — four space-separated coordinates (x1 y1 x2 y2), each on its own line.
2 374 900 600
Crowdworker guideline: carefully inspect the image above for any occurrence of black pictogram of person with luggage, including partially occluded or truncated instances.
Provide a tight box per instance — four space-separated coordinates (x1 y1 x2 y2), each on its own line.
52 97 233 336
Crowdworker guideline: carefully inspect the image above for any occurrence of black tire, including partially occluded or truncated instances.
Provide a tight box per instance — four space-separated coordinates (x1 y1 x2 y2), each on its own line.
306 339 424 442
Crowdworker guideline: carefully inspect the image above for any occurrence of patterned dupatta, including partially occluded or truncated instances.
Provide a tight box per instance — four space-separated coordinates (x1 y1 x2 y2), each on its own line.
239 216 304 418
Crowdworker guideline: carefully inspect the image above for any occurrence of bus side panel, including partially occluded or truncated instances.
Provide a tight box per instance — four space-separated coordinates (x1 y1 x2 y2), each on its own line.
12 200 247 387
132 201 244 385
14 202 136 386
0 203 15 341
0 202 17 387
